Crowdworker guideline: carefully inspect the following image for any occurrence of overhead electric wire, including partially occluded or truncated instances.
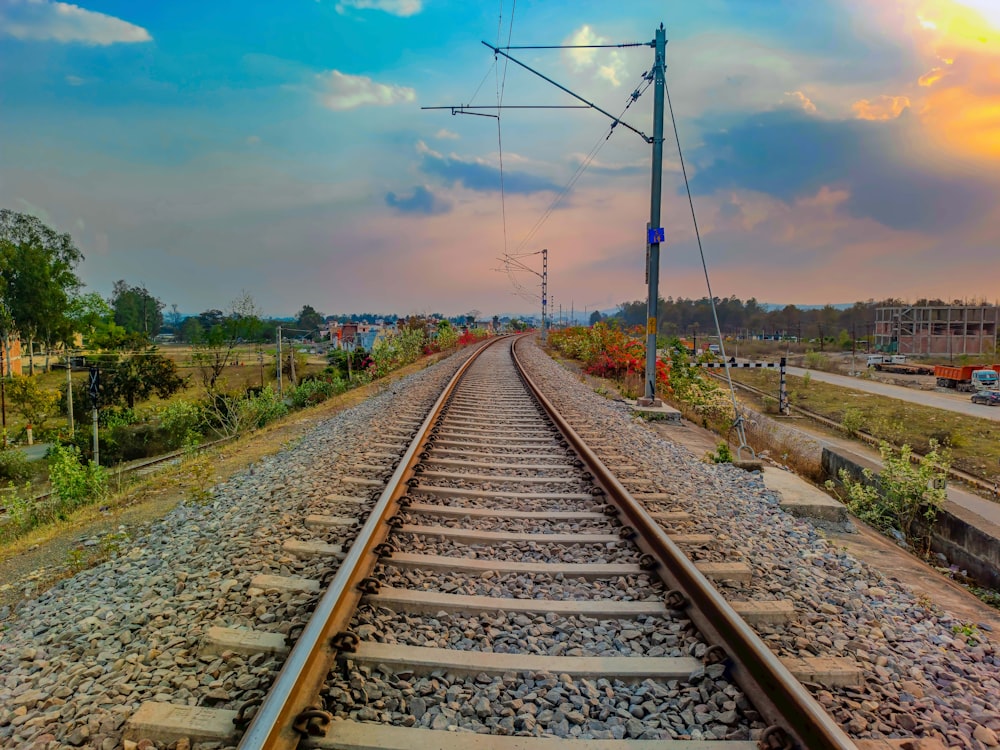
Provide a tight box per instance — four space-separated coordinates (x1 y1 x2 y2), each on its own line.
663 70 752 457
513 72 653 254
493 0 517 255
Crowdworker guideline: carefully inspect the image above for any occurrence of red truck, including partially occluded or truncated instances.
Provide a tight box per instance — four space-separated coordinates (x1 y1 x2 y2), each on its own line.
934 364 1000 392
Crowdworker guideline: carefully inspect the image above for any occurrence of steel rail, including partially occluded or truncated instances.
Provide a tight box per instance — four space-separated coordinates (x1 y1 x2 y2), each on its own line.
509 337 858 750
237 337 501 750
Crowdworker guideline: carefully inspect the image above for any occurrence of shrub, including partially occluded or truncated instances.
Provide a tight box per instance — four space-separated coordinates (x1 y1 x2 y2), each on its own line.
707 442 734 464
0 448 32 483
47 443 108 513
7 375 58 428
289 377 345 408
159 400 206 449
212 386 288 435
803 351 830 371
549 324 671 395
841 407 865 437
829 441 950 554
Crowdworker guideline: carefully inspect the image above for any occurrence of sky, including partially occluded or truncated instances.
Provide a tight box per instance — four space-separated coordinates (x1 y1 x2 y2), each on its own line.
1 0 998 319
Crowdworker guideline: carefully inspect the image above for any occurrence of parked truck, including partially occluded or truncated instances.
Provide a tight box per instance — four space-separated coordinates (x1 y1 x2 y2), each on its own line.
866 354 934 375
934 364 1000 392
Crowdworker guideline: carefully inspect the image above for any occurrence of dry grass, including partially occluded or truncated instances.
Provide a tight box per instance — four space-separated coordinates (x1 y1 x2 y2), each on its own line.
0 350 450 610
3 344 329 439
729 369 1000 484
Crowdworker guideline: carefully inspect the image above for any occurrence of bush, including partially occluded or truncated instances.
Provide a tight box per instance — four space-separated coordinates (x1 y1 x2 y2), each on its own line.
159 400 206 449
0 448 32 483
829 441 950 554
289 377 345 408
803 351 830 371
210 387 288 435
707 442 734 464
841 407 864 437
47 443 108 513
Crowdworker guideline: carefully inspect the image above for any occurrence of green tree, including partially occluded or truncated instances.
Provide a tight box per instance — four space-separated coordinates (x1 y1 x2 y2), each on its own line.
7 375 59 428
0 210 84 373
96 349 187 409
589 310 603 325
178 316 204 344
67 292 113 346
296 304 324 334
110 281 163 339
192 292 261 395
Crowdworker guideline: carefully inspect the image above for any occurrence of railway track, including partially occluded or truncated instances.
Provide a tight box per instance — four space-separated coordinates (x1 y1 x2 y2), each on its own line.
128 336 858 749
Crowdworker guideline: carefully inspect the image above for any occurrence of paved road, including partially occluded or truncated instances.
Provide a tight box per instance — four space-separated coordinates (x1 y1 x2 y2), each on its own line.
9 442 50 461
784 366 1000 422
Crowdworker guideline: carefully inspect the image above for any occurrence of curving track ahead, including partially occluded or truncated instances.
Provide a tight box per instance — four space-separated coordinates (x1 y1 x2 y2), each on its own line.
228 336 857 749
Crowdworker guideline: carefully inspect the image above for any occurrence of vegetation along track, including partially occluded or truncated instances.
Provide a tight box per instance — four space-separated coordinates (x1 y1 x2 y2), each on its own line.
715 372 999 495
182 335 851 750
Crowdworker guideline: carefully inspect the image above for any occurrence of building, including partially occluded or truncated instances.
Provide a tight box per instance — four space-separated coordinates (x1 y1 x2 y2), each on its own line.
0 338 23 376
874 305 998 357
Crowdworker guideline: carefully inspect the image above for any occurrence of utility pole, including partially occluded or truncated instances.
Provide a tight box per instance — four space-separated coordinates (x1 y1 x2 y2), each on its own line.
640 23 667 407
431 29 666 385
88 366 100 466
66 352 74 436
0 351 6 444
541 248 548 343
276 325 283 398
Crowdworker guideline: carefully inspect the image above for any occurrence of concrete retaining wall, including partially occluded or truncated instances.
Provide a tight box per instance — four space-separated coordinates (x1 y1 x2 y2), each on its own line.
822 447 1000 591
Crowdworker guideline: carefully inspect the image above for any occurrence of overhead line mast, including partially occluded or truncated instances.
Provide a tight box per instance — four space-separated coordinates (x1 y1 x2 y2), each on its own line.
424 25 669 404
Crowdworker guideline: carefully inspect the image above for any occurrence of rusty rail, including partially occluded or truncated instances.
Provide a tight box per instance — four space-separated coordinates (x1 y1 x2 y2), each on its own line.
238 337 498 749
510 337 857 750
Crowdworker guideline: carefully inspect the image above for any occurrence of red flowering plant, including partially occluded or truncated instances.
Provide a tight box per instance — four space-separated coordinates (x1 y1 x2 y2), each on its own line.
549 323 672 395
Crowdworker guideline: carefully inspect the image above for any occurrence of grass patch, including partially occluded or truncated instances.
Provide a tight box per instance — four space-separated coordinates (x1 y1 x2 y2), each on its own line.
729 369 1000 484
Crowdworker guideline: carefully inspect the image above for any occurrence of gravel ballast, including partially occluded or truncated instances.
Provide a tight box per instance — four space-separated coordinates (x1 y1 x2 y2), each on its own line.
1 338 998 749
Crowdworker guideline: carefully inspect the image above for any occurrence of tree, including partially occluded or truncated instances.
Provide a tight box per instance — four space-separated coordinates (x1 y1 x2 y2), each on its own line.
192 292 261 395
0 210 84 373
296 305 324 334
589 310 603 325
179 317 204 344
97 349 187 409
67 292 113 346
7 375 59 428
110 281 163 339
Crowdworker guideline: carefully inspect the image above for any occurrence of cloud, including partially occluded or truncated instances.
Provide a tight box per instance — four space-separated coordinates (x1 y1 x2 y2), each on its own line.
563 25 625 87
335 0 422 17
0 0 151 45
245 135 261 145
569 154 648 176
852 94 910 120
417 142 561 195
783 90 817 113
918 66 948 86
317 70 415 111
385 185 451 215
435 129 460 140
64 74 84 85
688 108 993 231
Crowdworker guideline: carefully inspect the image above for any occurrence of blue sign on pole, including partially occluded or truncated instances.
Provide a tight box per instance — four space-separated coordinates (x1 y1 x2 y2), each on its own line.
647 227 665 244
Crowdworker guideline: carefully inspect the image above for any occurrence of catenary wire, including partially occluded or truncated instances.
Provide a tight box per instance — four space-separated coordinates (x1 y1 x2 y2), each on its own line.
663 70 752 457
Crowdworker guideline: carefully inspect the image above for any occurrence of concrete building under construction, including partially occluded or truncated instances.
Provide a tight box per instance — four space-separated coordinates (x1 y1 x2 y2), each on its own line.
874 304 998 357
